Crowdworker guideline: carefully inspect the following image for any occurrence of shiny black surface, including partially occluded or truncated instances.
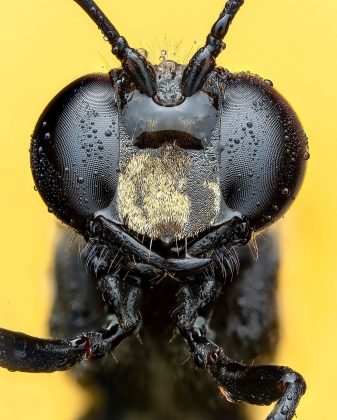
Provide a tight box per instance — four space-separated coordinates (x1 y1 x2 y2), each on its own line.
31 68 307 237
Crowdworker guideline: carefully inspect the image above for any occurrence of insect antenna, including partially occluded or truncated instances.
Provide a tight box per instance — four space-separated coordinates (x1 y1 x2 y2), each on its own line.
181 0 244 96
73 0 157 96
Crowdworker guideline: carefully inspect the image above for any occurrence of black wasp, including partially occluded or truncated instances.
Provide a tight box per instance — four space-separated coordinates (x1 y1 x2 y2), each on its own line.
0 1 309 419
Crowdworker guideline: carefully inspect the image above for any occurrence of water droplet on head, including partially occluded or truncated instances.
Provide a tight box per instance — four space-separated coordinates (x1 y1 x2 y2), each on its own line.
282 187 290 196
159 49 167 62
264 79 273 86
44 132 51 140
137 48 149 59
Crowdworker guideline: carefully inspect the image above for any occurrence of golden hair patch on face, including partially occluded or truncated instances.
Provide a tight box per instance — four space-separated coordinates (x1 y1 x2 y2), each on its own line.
117 146 191 239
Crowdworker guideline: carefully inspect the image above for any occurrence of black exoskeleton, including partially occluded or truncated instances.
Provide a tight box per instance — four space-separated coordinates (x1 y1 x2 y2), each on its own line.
0 1 308 419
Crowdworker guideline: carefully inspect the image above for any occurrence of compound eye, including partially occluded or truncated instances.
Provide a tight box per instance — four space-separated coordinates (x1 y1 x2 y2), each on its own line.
219 73 308 231
31 74 120 233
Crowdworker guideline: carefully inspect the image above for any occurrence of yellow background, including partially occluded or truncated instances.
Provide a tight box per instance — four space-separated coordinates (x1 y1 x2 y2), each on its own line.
0 0 336 419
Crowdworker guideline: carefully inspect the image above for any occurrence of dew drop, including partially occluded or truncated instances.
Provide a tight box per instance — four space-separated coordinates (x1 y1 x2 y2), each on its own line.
281 405 289 415
282 187 290 196
105 130 112 137
77 177 84 184
264 79 273 86
44 132 51 140
159 49 167 62
247 122 253 128
137 48 149 59
303 151 310 160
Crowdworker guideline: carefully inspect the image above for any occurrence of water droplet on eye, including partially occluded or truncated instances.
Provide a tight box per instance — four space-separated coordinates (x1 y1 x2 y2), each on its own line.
42 121 47 127
65 167 69 172
247 122 253 128
105 130 112 137
77 177 84 184
264 215 272 222
48 207 53 213
234 138 240 144
98 145 104 151
264 79 273 86
44 132 51 140
303 151 310 160
282 187 290 196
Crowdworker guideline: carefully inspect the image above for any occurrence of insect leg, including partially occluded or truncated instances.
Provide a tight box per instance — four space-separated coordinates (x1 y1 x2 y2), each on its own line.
183 331 306 420
0 324 124 373
175 278 306 420
99 273 142 335
0 274 142 373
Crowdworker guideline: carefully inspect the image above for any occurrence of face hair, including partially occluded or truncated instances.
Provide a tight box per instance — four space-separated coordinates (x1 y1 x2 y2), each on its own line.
74 0 244 98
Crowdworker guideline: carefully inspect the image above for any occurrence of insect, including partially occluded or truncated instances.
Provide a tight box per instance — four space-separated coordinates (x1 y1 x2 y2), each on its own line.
0 0 309 419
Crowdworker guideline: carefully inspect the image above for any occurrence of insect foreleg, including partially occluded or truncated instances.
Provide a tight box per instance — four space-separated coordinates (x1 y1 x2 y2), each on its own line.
175 279 306 420
0 273 143 373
